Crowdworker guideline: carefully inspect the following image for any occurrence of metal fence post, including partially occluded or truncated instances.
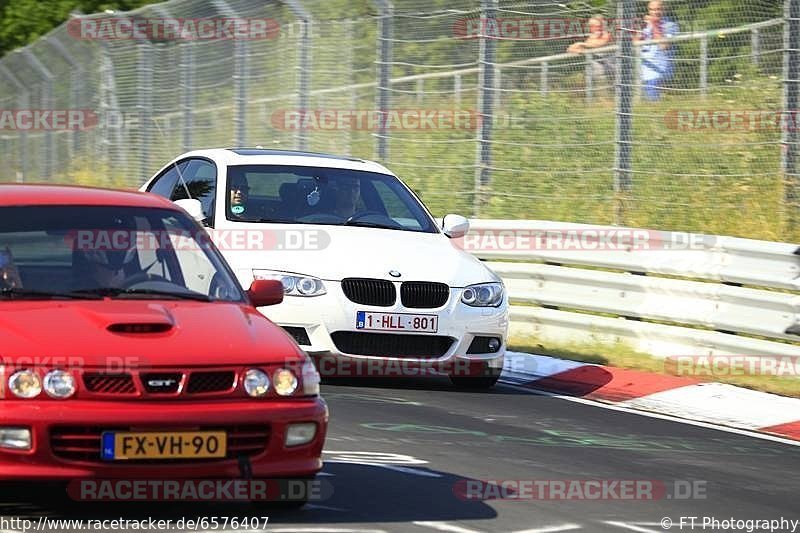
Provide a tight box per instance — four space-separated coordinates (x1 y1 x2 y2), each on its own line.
699 34 708 98
782 0 800 235
48 36 84 158
212 0 247 147
286 0 312 151
22 50 54 179
345 19 355 155
614 0 635 225
633 44 642 102
181 41 195 152
585 52 594 103
474 0 497 218
233 39 248 147
541 62 548 96
137 40 153 180
494 65 501 109
375 0 393 162
752 28 761 67
0 65 28 182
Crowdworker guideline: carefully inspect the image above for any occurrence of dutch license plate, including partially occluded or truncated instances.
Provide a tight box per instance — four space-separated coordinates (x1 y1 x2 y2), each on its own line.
101 431 227 461
356 311 438 333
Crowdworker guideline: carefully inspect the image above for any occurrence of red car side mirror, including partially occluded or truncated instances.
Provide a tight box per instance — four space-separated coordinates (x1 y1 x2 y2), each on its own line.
247 279 284 307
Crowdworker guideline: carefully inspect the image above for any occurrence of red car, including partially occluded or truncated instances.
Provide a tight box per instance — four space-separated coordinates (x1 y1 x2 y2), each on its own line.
0 184 327 497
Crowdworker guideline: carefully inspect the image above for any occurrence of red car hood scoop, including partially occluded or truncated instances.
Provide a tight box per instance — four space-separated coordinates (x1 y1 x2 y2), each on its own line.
107 322 173 334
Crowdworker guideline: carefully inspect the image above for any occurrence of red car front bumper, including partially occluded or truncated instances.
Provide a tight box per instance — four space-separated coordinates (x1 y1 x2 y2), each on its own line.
0 398 328 480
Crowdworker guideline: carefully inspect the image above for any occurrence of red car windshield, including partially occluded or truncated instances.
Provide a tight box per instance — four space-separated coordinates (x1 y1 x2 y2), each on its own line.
0 205 244 302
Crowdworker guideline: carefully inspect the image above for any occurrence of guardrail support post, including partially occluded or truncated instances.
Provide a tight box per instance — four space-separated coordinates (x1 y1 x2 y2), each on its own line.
614 0 635 225
474 0 497 217
375 0 393 162
782 0 800 235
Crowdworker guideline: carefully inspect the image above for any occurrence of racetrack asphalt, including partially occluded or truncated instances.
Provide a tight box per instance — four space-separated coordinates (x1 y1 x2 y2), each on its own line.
2 376 799 532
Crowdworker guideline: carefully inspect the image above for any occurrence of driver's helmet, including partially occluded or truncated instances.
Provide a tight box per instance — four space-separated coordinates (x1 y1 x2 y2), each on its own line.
79 217 138 271
82 247 137 271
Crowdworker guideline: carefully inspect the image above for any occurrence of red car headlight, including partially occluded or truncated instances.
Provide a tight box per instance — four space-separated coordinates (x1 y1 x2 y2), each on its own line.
8 370 42 399
43 370 76 399
273 368 299 396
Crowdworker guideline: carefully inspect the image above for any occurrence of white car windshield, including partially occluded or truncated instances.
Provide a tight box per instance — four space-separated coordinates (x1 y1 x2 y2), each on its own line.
225 165 437 233
0 205 244 302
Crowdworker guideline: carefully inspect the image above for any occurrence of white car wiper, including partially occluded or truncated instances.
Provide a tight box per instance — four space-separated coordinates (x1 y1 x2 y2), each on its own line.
343 220 403 230
0 287 103 300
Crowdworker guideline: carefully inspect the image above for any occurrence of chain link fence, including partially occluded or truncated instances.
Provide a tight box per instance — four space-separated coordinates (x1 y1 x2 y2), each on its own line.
0 0 796 240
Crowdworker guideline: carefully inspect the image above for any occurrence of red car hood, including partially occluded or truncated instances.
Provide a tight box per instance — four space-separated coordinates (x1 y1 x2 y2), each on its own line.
0 300 303 368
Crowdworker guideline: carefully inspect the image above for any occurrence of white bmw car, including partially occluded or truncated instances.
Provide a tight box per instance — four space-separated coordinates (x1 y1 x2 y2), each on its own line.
141 149 508 388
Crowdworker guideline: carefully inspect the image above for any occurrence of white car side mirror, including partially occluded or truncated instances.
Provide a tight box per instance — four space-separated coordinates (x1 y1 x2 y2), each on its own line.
174 198 205 222
442 214 470 239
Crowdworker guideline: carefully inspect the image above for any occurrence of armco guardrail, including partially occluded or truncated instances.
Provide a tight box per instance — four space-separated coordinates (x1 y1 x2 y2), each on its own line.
466 219 800 358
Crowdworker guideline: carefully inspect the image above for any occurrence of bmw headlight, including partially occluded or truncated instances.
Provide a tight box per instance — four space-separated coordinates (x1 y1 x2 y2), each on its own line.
9 370 42 399
243 369 270 398
43 370 76 399
461 282 504 307
253 270 326 297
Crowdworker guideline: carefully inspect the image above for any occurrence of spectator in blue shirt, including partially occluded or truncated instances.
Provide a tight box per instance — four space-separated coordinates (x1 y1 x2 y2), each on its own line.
636 0 679 101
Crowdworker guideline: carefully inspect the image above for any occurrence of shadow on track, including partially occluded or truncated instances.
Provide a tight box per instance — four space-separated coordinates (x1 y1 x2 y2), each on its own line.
0 462 498 526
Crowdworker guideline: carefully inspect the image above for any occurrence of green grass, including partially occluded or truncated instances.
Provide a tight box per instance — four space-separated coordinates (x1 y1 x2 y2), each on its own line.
509 334 800 398
5 63 797 242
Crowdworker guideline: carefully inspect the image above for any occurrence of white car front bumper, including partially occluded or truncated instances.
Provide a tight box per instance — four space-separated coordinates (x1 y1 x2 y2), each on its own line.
257 280 508 378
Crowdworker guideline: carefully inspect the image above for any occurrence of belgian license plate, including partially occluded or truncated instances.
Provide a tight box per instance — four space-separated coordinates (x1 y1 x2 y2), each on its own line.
101 431 227 461
356 311 438 333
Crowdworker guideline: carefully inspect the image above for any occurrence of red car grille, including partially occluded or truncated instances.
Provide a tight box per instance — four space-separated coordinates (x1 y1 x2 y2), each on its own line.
83 374 137 394
80 370 239 398
50 425 270 463
186 371 236 394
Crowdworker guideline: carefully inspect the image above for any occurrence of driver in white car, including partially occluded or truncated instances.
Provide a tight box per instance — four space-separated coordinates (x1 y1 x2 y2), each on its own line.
331 176 361 219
